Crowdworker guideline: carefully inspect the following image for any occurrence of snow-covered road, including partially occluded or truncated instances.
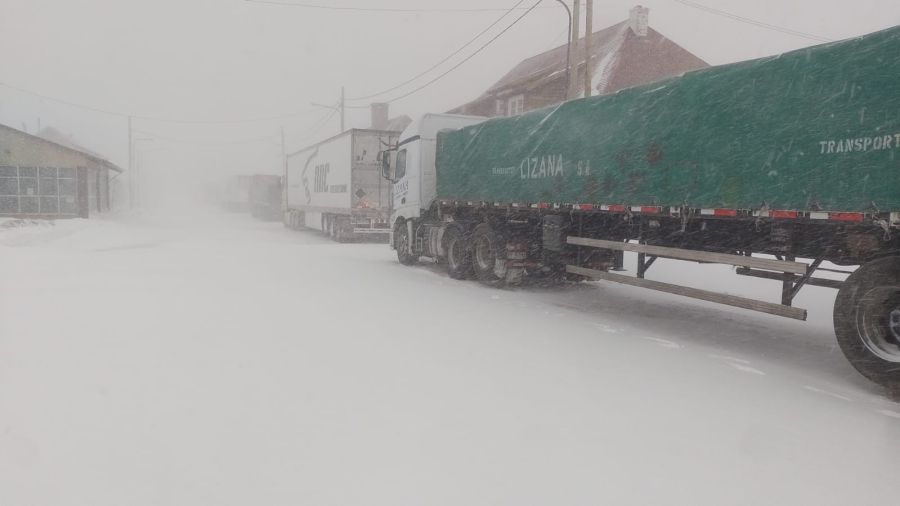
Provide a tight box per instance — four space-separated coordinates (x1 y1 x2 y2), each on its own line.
2 211 900 505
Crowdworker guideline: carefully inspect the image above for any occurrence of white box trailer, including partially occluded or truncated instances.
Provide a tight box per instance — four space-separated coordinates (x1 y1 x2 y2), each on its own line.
284 129 398 241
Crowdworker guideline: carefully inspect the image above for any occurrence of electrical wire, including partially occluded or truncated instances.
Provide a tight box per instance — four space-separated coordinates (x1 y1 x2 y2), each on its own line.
285 108 338 153
0 80 321 124
132 129 281 146
244 0 553 13
348 0 543 106
673 0 832 43
347 0 527 101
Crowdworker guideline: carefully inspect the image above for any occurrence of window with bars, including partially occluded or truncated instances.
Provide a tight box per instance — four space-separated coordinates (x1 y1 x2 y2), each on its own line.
507 94 525 116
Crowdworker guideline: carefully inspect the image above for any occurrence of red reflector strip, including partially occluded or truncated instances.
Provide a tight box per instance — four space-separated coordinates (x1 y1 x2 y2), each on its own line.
640 206 661 214
537 202 551 209
607 204 626 212
576 204 594 211
770 210 798 219
829 212 864 222
714 209 738 217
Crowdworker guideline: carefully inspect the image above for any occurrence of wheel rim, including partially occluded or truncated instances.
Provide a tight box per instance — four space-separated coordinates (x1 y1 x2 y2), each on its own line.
398 228 409 254
474 236 493 271
890 308 900 342
857 286 900 362
448 235 462 268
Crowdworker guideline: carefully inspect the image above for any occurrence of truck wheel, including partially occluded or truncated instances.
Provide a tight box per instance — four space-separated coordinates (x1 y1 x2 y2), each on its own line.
472 223 508 286
395 221 417 265
444 226 472 279
335 217 352 243
834 256 900 389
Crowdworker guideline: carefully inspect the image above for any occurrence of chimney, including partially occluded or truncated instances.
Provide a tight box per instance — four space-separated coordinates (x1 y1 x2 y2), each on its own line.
370 102 389 130
629 5 649 37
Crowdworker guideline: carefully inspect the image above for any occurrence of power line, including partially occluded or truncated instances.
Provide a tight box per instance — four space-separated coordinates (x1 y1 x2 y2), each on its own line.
244 0 553 13
349 0 543 107
132 129 281 146
284 108 338 153
673 0 832 43
347 0 527 102
0 80 320 124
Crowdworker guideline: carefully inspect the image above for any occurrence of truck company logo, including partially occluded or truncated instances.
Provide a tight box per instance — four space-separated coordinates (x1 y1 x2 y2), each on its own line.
300 149 348 204
819 133 900 154
300 147 319 204
519 155 564 179
493 155 591 179
394 179 409 198
314 163 330 192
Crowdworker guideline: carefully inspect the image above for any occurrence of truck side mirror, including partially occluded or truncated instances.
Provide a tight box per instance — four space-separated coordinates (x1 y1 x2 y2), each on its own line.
380 150 392 181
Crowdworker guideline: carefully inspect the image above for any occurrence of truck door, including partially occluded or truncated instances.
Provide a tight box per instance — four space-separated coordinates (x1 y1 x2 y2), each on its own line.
392 144 419 218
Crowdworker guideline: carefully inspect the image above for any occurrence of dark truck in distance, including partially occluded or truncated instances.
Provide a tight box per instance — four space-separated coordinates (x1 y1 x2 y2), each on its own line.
381 26 900 390
249 174 282 221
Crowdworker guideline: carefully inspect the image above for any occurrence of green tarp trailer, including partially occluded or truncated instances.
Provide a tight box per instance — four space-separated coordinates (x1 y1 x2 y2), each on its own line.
436 25 900 214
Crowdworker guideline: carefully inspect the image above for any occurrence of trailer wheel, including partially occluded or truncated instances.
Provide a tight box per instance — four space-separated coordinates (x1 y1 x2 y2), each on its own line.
834 256 900 389
472 223 509 286
444 226 472 280
395 220 417 265
335 217 352 243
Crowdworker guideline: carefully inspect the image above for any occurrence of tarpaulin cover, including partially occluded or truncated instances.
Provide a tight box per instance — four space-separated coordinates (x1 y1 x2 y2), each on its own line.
436 25 900 212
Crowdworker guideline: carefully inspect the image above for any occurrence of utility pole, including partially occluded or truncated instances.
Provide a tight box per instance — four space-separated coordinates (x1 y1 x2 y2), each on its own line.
127 115 133 209
584 0 593 98
554 1 573 102
568 0 581 100
280 126 287 210
311 87 346 135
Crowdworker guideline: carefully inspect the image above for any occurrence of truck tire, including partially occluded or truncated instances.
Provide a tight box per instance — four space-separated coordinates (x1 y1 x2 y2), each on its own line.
444 225 472 280
834 256 900 389
471 223 509 286
395 220 417 265
335 217 352 243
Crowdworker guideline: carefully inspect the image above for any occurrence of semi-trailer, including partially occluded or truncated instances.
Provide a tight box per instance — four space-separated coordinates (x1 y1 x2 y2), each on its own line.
220 175 251 212
249 174 282 221
284 129 398 241
380 26 900 389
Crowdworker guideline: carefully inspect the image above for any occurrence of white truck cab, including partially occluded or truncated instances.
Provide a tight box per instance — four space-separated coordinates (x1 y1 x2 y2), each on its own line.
381 113 485 251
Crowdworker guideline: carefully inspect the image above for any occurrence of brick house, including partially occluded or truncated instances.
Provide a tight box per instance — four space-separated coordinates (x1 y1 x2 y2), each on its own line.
449 6 709 117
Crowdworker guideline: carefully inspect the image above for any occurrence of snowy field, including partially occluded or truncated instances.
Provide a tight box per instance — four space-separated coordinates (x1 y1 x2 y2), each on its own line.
3 210 900 505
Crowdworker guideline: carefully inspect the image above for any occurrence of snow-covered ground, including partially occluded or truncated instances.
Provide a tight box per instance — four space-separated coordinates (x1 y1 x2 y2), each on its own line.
2 210 900 505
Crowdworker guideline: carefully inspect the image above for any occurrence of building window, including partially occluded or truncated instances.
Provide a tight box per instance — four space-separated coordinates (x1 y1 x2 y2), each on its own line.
507 94 525 116
495 99 505 117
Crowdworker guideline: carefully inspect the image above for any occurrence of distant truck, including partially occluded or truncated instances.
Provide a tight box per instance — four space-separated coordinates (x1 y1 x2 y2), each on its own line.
379 27 900 390
221 175 251 212
284 129 398 241
249 174 282 221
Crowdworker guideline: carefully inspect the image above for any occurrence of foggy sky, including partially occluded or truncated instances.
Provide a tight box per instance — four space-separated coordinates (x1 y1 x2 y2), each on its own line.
1 0 898 203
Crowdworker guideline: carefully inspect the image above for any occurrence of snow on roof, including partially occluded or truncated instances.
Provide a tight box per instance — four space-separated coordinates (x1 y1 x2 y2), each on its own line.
487 21 630 95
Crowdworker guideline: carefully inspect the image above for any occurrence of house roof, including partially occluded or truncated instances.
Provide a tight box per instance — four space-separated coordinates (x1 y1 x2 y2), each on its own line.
36 126 106 160
386 115 412 133
0 123 123 172
452 15 708 113
488 20 631 96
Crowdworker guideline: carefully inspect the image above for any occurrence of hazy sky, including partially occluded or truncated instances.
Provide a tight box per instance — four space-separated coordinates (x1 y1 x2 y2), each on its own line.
1 0 898 199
